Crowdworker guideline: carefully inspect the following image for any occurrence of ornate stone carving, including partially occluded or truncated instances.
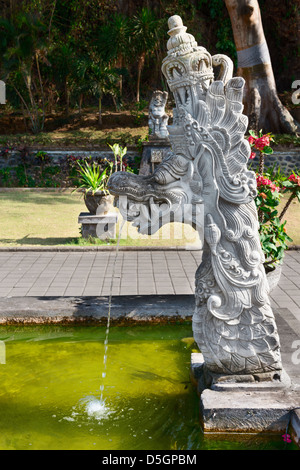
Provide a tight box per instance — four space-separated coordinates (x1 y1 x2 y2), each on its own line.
108 15 282 381
148 90 169 140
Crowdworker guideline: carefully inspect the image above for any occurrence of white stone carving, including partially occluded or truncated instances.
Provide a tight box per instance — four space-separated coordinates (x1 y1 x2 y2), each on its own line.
148 90 169 139
108 15 282 381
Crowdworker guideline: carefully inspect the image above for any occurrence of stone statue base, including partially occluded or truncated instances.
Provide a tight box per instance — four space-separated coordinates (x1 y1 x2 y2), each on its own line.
191 352 291 393
78 212 118 240
190 352 300 436
139 139 171 176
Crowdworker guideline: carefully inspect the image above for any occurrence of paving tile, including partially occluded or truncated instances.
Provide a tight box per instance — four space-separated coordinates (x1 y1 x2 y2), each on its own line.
82 289 101 296
64 289 84 296
45 289 66 296
0 289 12 297
0 250 299 313
156 288 175 295
138 289 157 295
26 288 48 296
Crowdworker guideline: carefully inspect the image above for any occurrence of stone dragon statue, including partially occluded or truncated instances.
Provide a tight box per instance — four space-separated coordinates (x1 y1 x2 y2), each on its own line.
108 15 283 385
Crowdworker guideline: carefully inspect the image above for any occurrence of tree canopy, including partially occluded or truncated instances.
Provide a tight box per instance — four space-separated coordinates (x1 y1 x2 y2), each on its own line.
0 0 299 133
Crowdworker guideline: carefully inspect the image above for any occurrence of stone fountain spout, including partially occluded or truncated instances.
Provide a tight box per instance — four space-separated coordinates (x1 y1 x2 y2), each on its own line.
108 15 284 386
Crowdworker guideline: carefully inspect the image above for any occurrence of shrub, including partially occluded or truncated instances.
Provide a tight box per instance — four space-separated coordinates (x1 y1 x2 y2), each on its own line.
248 130 299 269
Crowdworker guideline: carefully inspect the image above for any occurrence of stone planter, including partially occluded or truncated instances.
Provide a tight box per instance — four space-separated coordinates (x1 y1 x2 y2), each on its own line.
82 191 114 215
265 264 282 292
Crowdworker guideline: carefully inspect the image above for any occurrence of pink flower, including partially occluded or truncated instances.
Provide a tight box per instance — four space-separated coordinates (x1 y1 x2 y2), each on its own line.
256 175 280 192
288 174 300 186
254 136 270 151
249 151 256 160
248 133 273 153
248 135 256 145
282 433 292 443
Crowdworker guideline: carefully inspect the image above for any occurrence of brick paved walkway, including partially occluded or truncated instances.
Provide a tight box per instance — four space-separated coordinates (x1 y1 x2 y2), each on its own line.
0 250 201 297
0 249 299 321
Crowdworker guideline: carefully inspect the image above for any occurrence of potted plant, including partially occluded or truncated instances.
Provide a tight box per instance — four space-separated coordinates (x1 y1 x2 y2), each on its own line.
74 144 132 215
75 161 113 215
248 130 299 289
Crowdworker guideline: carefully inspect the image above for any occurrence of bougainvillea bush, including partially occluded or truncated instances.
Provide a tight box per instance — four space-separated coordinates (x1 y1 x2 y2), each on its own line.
248 130 299 270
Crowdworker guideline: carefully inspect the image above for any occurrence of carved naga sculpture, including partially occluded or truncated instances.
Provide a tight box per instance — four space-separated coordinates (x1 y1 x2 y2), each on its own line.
108 15 282 384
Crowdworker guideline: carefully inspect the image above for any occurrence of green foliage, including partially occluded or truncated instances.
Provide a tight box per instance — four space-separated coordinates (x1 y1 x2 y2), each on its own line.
136 134 149 156
75 161 109 194
131 8 159 55
247 128 299 267
281 173 300 203
0 167 12 186
0 1 297 127
15 164 35 187
72 143 134 193
130 100 148 126
197 0 236 58
255 184 292 269
259 217 292 271
251 138 300 268
272 134 300 147
0 12 48 133
108 143 127 172
96 13 130 65
263 165 290 187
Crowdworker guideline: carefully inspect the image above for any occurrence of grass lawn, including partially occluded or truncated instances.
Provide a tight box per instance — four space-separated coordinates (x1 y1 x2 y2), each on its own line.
0 191 299 248
0 109 149 148
0 127 149 149
0 191 200 247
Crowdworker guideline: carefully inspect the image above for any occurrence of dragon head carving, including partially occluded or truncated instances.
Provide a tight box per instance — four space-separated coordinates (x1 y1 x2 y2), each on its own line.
108 150 204 236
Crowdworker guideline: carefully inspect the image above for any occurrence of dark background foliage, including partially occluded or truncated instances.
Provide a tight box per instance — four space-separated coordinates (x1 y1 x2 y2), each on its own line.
0 0 299 132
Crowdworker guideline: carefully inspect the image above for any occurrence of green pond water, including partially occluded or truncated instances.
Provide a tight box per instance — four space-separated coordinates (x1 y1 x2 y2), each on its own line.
0 323 297 451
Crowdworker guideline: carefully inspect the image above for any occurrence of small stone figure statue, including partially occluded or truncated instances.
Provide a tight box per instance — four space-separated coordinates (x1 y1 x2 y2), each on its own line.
148 90 169 140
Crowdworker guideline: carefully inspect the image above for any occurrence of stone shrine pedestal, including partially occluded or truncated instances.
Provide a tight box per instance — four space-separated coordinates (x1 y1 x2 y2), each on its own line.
139 139 171 176
78 212 118 240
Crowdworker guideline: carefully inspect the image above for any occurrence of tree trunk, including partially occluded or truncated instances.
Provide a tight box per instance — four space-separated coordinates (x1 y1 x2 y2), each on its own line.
224 0 298 134
35 53 45 131
78 93 83 118
65 79 70 117
117 56 123 98
136 52 145 103
98 95 102 126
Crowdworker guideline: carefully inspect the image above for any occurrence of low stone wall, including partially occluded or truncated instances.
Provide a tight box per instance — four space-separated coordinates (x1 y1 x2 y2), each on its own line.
250 148 300 174
0 147 140 187
0 148 140 170
0 146 299 185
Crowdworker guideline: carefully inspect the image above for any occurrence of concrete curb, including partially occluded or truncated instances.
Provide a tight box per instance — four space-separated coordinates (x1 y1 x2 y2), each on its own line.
199 388 300 436
0 294 195 324
0 245 202 252
0 245 298 252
